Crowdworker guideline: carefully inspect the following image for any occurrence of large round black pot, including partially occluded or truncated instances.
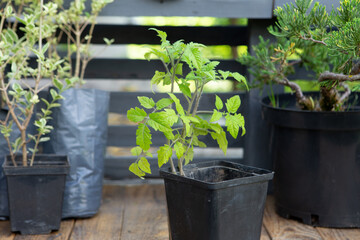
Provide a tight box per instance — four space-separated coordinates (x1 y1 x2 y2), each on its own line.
160 160 273 240
262 92 360 227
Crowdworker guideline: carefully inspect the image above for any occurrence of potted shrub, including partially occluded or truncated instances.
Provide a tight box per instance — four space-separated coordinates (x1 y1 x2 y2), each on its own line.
0 0 74 234
127 29 274 240
240 0 360 227
42 0 113 218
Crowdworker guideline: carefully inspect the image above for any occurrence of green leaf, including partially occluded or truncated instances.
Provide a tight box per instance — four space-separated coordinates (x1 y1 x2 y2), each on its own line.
136 123 152 151
180 116 191 136
231 72 248 90
148 112 172 132
211 130 228 155
12 83 22 93
174 142 185 160
218 70 230 80
129 163 145 179
225 113 245 139
210 109 223 122
127 107 147 122
138 96 155 109
149 28 167 43
225 95 241 114
138 157 151 174
215 95 223 110
184 146 194 165
103 37 114 46
163 109 179 125
53 78 64 91
39 137 50 143
151 71 166 86
131 146 142 156
163 130 175 140
158 144 172 168
156 98 174 110
168 93 184 116
178 84 191 98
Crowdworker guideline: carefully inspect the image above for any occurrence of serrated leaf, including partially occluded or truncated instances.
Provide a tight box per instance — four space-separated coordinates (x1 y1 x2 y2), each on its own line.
138 157 151 174
225 95 241 114
127 107 147 122
151 71 166 86
138 96 155 109
148 112 172 132
168 93 184 116
178 84 191 98
136 123 152 151
211 130 228 155
215 95 223 110
225 113 245 139
180 116 191 136
203 61 220 71
174 142 185 160
163 109 179 125
163 131 175 140
156 98 174 110
149 28 167 43
231 72 248 90
210 109 223 122
158 144 172 168
129 163 145 179
184 146 194 165
131 146 142 156
218 70 230 80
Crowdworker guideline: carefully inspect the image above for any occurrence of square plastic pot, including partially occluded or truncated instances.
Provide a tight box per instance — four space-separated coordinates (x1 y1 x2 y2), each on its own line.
2 154 70 235
160 160 273 240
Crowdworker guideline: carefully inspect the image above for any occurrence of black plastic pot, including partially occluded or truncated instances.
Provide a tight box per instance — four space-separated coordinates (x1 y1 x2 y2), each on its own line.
2 154 70 235
160 160 273 240
262 92 360 227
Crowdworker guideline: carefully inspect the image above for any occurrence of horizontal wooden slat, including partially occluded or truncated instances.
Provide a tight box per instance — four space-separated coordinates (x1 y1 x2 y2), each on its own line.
104 156 243 179
274 0 340 11
63 0 274 18
107 125 245 148
109 91 247 114
58 25 248 46
26 58 245 80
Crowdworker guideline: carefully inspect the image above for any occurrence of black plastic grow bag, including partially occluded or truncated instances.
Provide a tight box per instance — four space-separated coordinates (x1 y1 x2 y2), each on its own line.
3 154 69 235
43 88 109 218
160 160 273 240
262 92 360 227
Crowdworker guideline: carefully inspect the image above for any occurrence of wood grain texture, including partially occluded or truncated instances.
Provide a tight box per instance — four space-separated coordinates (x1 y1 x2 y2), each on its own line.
261 225 271 240
120 185 168 240
13 220 74 240
0 221 14 240
70 186 126 240
263 196 323 240
317 227 360 240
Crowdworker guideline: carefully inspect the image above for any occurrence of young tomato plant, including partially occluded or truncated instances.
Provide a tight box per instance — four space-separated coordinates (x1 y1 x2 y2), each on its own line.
127 29 248 177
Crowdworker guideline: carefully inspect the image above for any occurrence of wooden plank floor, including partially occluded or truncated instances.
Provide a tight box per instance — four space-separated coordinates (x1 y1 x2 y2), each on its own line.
0 183 359 239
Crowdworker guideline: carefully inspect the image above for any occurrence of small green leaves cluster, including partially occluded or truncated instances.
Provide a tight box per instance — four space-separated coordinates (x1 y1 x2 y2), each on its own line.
240 0 360 111
127 29 248 178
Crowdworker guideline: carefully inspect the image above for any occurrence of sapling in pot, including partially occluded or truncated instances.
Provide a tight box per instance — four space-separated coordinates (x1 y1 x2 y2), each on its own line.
127 28 248 178
0 0 74 166
239 0 360 227
0 0 75 234
240 0 360 111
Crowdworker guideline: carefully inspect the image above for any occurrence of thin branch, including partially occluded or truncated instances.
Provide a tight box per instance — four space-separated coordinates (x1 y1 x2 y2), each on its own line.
318 71 360 83
338 83 351 104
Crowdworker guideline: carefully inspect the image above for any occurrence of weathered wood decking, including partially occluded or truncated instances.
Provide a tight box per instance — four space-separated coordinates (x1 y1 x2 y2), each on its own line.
0 183 359 240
